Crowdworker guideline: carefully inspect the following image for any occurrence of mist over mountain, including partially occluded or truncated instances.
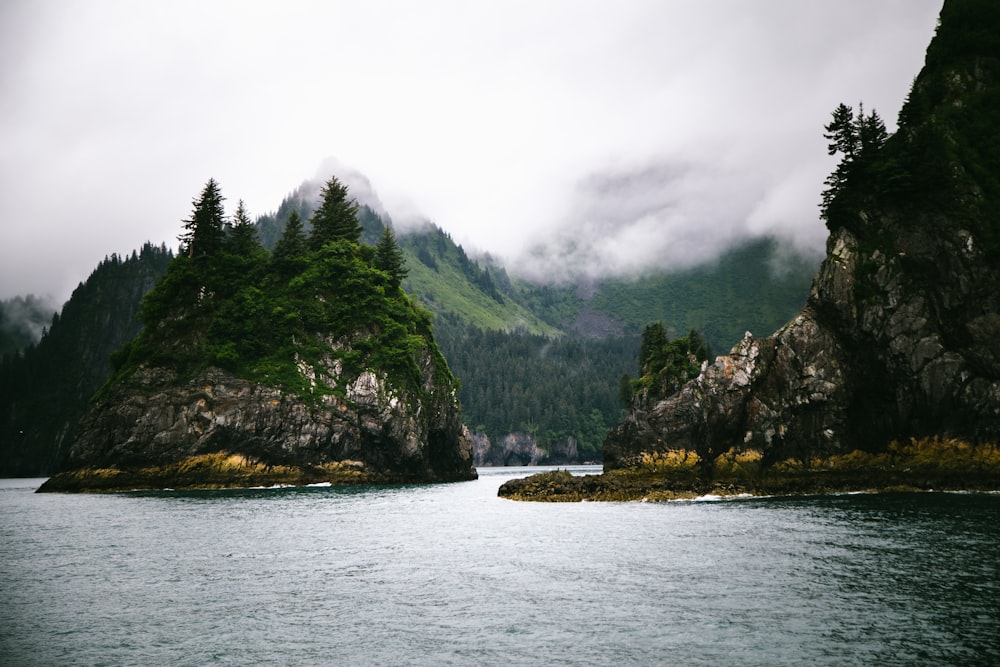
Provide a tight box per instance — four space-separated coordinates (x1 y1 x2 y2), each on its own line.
0 295 59 356
514 157 828 285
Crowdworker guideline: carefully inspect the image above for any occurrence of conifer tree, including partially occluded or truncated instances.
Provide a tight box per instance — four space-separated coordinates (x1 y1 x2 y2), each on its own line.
309 176 362 249
227 199 260 257
820 102 889 222
271 210 308 275
179 178 226 259
374 226 408 289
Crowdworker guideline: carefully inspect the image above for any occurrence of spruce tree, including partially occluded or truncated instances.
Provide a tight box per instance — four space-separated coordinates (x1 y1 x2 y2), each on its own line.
179 178 226 259
374 226 408 289
227 199 260 257
309 176 362 249
271 210 308 276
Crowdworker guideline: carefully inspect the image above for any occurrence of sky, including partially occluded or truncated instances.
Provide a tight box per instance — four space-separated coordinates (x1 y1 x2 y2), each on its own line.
1 0 943 303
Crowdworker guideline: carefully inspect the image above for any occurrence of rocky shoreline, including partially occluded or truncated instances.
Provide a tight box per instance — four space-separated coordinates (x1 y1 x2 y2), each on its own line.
497 469 1000 502
499 439 1000 502
37 452 477 493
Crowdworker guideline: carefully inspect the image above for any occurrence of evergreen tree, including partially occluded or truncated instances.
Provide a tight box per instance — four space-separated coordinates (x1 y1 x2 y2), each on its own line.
823 103 858 160
857 104 889 154
374 226 408 289
179 178 226 259
639 321 669 374
309 176 362 249
271 210 308 276
227 199 261 257
820 103 889 223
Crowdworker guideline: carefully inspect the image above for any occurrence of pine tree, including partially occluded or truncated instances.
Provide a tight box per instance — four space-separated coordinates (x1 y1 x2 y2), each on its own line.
271 210 308 276
821 103 889 222
308 176 362 249
179 178 226 259
824 103 858 160
374 226 408 289
227 199 261 257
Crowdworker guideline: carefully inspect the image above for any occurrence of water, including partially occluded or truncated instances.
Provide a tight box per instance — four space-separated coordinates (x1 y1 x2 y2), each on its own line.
2 467 998 666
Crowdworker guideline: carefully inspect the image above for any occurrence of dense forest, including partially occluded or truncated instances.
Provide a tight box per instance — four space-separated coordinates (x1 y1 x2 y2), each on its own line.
435 315 638 461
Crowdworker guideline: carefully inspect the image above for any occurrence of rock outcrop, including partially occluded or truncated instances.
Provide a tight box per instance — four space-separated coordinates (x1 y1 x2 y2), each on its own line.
41 346 475 491
605 0 1000 471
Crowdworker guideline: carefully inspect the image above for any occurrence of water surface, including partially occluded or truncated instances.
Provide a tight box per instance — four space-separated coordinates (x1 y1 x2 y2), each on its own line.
2 469 997 665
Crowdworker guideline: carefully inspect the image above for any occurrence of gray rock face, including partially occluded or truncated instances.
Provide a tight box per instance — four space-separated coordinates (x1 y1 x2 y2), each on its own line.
606 218 1000 470
66 347 476 482
605 2 1000 468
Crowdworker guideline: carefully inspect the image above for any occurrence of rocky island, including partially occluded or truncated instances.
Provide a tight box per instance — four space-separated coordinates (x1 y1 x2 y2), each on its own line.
39 178 475 492
501 0 1000 501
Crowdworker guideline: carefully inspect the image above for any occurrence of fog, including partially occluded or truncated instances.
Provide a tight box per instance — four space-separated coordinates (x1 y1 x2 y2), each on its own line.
0 0 942 301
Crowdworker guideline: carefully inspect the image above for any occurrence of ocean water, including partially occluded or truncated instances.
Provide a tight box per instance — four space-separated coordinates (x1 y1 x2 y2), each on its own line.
1 467 998 666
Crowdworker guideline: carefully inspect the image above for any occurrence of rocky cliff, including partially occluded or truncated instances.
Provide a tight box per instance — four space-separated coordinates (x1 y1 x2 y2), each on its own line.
40 344 475 491
604 0 1000 473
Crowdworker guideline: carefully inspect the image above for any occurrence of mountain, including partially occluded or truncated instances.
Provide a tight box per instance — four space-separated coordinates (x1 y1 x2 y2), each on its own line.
500 0 1000 501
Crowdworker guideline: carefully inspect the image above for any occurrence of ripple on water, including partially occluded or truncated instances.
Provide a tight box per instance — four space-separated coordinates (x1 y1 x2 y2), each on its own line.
1 478 998 666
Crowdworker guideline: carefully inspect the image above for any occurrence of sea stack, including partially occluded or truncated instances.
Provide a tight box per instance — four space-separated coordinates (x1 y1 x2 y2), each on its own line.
40 177 476 491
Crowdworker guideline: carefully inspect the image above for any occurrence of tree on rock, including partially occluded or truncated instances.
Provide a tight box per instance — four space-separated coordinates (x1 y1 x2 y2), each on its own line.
821 102 889 224
179 178 226 259
309 176 362 249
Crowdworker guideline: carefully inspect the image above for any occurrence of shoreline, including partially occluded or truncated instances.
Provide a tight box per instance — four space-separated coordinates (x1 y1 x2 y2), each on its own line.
36 452 478 493
497 468 1000 503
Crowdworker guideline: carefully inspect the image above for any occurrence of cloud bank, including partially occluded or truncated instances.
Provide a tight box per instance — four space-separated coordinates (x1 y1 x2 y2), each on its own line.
0 0 942 301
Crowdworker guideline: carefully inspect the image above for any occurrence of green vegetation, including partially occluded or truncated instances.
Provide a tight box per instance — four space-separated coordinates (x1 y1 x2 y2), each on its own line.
399 226 558 336
625 323 709 403
580 237 816 352
107 177 453 402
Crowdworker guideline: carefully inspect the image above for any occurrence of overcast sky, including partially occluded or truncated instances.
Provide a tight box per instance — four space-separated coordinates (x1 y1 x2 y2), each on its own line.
1 0 942 302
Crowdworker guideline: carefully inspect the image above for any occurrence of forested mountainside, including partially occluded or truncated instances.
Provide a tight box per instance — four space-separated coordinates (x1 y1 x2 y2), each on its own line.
0 244 173 474
0 178 815 475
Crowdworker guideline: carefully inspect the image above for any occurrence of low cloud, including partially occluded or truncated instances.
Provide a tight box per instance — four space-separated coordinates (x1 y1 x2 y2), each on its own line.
511 154 828 284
